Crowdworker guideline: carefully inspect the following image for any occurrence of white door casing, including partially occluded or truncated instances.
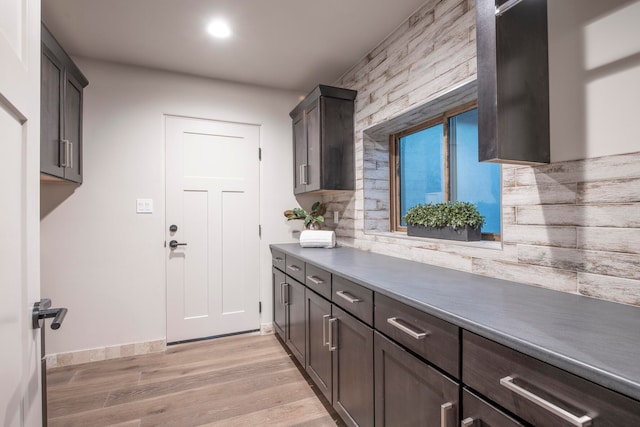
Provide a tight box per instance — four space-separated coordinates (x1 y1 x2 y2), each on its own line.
0 0 42 426
166 116 261 343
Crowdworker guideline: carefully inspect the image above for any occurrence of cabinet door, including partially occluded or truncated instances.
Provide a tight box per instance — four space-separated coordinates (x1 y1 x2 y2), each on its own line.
305 100 321 192
41 48 64 179
272 268 286 342
461 388 524 427
374 332 459 427
293 112 307 194
331 305 374 427
306 289 332 402
287 278 306 366
63 72 83 183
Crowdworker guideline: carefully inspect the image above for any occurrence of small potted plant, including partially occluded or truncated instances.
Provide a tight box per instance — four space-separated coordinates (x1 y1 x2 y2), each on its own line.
403 201 485 241
284 201 326 230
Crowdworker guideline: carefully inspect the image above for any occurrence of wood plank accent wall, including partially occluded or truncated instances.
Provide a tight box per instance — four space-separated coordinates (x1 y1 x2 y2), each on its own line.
321 0 640 307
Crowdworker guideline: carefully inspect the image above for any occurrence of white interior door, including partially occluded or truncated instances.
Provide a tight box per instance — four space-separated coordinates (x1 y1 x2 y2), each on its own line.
166 116 261 343
0 0 42 425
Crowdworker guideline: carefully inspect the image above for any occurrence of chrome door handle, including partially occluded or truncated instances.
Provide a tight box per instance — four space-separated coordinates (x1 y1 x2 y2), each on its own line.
279 282 286 305
300 164 308 185
32 299 68 330
307 275 325 285
283 283 290 305
387 317 429 339
287 265 301 272
461 418 475 427
440 402 453 427
500 376 593 426
169 240 187 249
335 290 361 303
328 317 337 351
322 314 330 346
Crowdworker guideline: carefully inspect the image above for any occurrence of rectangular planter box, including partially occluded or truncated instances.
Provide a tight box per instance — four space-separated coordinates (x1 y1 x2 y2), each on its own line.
407 224 481 241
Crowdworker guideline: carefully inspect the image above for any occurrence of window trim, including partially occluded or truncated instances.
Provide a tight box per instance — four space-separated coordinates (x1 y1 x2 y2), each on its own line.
389 100 500 240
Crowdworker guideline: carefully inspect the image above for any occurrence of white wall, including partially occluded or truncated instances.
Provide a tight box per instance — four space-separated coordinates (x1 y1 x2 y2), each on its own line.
548 0 640 161
41 59 301 355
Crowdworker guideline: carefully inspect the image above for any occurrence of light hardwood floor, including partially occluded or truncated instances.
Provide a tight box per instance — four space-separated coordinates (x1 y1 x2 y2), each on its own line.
47 333 341 426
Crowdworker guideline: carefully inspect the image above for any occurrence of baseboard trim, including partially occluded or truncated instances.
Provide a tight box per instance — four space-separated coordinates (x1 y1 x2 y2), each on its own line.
46 339 166 369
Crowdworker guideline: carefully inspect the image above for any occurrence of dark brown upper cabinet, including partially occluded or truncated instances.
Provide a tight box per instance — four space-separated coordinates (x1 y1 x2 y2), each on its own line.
476 0 550 164
41 24 88 183
289 85 356 194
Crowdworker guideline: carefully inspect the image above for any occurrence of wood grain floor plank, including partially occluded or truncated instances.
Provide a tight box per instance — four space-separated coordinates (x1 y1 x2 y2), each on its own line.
47 334 337 427
202 396 337 427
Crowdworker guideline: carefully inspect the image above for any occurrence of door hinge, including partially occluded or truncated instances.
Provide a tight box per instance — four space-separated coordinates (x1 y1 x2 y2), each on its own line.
259 301 262 313
259 224 262 238
258 147 262 161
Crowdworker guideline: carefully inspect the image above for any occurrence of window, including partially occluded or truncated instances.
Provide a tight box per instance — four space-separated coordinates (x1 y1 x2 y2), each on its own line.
390 103 501 239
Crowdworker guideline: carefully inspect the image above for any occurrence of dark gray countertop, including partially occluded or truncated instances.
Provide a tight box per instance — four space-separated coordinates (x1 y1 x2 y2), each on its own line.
271 243 640 401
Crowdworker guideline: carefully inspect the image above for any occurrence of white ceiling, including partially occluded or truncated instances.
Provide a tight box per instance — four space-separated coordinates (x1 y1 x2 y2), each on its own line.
42 0 428 92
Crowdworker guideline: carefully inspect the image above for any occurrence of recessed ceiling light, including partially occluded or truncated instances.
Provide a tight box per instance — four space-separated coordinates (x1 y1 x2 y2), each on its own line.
207 19 231 39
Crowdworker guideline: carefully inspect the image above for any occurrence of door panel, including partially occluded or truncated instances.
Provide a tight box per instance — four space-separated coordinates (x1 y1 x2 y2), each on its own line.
287 279 306 366
272 268 286 341
306 290 332 401
332 305 374 427
0 0 42 425
374 332 459 427
166 116 260 342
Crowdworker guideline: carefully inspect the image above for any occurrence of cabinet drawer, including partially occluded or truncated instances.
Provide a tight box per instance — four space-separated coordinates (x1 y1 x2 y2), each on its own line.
375 293 459 378
463 331 640 427
285 255 306 283
462 388 524 427
271 249 286 271
305 263 331 300
332 276 373 326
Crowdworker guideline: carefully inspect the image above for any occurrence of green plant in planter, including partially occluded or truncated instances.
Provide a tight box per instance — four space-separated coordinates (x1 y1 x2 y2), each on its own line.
403 201 485 229
284 201 326 229
403 201 485 241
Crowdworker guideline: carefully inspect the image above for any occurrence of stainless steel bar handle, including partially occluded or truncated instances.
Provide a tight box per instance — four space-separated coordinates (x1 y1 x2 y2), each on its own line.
287 265 301 272
322 314 330 346
307 275 325 285
500 376 593 427
440 402 453 427
495 0 524 16
461 417 475 427
328 317 337 351
68 141 73 169
299 164 308 185
283 283 290 306
279 282 286 305
59 140 70 167
335 290 361 304
274 257 284 262
387 317 429 339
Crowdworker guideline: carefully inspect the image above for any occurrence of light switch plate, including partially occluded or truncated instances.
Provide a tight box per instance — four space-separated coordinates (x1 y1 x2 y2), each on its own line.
136 198 153 214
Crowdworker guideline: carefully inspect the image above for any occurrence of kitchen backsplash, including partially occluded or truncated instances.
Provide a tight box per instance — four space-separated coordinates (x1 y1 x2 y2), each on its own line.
320 0 640 307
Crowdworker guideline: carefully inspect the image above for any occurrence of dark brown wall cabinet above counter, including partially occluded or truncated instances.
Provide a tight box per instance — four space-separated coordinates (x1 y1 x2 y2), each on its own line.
476 0 550 164
271 243 640 427
289 85 356 194
41 24 88 183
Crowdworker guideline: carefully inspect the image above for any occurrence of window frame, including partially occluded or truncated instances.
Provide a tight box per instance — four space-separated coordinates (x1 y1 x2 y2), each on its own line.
389 100 500 241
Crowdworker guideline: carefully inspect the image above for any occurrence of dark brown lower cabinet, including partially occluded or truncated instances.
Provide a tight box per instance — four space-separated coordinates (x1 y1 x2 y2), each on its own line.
286 278 306 366
305 289 332 401
332 305 374 427
463 331 640 427
461 388 524 427
272 267 286 342
374 332 459 427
